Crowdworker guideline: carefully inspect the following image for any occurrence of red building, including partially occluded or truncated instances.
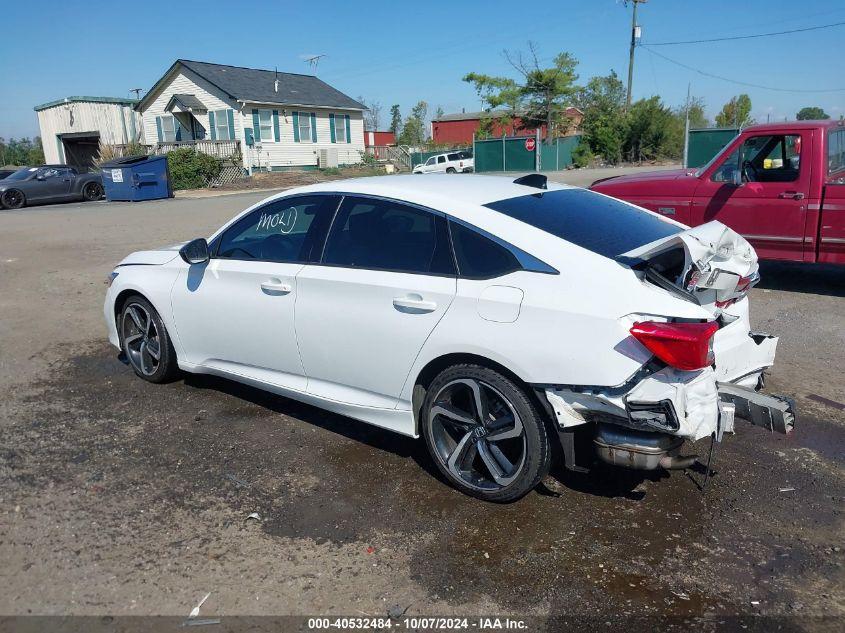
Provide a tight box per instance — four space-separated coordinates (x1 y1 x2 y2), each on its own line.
364 130 396 147
431 109 583 145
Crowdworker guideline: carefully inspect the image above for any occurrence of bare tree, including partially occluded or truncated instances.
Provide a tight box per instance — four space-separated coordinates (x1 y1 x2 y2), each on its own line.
358 96 382 131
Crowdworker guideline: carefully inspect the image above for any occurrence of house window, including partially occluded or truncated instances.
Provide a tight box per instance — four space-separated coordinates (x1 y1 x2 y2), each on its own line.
298 113 312 143
334 114 346 143
160 115 176 142
212 109 232 141
258 109 274 142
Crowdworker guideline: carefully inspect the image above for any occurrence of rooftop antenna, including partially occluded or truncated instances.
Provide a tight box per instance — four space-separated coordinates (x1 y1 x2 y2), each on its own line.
129 88 144 99
304 54 326 74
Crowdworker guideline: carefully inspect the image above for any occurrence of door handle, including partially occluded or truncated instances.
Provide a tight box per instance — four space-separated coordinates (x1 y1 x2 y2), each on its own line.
260 280 292 294
393 294 437 313
778 191 805 200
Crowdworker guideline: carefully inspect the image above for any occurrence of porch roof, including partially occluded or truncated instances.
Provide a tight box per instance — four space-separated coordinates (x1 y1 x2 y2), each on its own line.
166 94 208 113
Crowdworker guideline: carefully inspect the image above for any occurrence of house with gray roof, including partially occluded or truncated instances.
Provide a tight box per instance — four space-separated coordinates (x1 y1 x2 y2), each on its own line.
136 59 366 172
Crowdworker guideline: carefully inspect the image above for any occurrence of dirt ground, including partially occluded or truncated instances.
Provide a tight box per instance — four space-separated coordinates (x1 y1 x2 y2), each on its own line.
0 171 843 630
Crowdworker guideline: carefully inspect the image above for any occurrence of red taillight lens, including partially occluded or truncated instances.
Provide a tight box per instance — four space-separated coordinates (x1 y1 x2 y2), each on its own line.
630 321 719 371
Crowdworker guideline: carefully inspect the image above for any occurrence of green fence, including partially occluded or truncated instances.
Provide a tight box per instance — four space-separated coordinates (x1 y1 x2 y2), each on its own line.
686 128 738 168
540 136 582 171
474 135 582 172
474 136 537 172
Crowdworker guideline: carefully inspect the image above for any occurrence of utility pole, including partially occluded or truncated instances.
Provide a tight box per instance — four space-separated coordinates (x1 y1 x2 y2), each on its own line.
682 83 691 168
625 0 646 109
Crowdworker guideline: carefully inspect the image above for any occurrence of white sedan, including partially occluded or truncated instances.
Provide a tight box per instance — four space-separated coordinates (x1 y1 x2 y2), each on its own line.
104 174 794 502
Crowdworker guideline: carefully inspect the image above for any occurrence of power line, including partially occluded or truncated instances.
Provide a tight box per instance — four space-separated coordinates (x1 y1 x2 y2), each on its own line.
643 46 845 93
646 20 845 45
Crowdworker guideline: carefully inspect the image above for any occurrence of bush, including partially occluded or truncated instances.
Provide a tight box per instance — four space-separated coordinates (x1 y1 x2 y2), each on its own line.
166 148 223 190
93 141 148 168
572 143 593 168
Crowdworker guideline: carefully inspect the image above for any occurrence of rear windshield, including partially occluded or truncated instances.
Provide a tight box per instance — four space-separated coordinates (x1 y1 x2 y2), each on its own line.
484 188 682 259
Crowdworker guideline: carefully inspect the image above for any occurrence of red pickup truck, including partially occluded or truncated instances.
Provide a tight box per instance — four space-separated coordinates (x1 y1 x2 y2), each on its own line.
590 120 845 264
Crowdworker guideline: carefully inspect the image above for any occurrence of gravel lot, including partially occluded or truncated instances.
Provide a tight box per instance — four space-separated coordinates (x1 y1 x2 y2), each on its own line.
1 169 843 629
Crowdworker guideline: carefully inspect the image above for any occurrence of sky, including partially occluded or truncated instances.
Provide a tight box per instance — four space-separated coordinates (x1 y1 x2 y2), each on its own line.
1 0 843 139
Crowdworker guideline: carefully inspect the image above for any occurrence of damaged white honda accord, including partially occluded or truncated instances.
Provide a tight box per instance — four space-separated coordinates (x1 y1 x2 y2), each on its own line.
104 174 795 501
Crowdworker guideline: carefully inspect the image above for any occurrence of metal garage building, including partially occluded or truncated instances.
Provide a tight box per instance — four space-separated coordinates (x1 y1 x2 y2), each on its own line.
35 97 143 172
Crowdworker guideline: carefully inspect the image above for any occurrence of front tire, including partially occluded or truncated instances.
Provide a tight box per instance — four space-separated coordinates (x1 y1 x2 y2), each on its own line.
421 364 550 502
1 189 26 209
83 182 103 201
119 295 179 383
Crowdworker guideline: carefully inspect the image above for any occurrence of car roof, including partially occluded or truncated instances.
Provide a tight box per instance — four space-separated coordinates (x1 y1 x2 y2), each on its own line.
290 174 572 209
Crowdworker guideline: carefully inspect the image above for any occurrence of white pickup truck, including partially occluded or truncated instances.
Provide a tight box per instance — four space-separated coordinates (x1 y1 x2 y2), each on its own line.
413 151 474 174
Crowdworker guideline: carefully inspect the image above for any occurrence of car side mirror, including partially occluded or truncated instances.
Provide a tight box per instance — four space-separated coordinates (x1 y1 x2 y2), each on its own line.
731 169 743 187
36 174 45 181
179 238 209 265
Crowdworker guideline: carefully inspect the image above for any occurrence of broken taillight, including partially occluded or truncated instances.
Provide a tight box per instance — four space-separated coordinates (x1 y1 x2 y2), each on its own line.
630 321 719 371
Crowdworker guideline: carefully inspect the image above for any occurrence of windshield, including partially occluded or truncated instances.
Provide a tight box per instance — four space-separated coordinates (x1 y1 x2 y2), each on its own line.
694 134 739 177
484 188 682 259
5 167 36 181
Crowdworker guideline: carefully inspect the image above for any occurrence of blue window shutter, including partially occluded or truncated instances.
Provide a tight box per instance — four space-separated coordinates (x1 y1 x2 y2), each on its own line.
329 113 336 143
208 111 217 140
293 111 300 142
345 114 351 144
310 112 317 143
155 116 163 142
272 110 280 142
252 109 261 141
227 109 235 140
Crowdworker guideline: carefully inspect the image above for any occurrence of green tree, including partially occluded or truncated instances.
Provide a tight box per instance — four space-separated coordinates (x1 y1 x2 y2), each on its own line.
624 96 683 162
435 106 445 120
0 137 44 166
389 105 402 137
686 96 709 129
398 101 428 146
715 94 753 128
464 43 579 144
796 106 830 120
576 70 626 163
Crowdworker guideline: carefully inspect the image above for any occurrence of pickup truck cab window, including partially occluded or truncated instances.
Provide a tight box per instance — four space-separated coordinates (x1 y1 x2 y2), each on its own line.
740 135 801 183
828 129 845 177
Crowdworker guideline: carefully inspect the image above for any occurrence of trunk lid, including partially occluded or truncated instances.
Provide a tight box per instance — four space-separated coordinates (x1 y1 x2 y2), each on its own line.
620 221 759 316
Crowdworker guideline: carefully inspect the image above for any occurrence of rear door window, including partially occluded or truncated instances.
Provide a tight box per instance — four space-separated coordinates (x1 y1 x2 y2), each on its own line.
437 155 446 164
449 221 521 279
322 196 455 275
484 189 681 259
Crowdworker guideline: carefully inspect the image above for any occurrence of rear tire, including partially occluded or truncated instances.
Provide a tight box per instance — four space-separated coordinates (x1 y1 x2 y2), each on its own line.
83 182 103 201
421 364 550 502
119 295 179 383
1 189 25 209
446 167 457 174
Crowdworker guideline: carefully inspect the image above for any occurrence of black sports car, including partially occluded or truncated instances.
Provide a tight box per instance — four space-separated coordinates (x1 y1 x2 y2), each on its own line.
0 165 104 209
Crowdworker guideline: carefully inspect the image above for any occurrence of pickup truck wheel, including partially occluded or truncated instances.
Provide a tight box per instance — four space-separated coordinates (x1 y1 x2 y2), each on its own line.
446 167 457 174
422 364 550 502
83 182 104 201
1 188 26 210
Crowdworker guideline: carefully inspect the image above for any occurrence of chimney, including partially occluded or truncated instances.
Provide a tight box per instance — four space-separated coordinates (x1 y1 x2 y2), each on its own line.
274 67 279 93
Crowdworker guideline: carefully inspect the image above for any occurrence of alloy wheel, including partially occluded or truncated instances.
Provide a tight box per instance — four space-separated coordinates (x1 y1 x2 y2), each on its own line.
121 303 162 376
428 378 527 491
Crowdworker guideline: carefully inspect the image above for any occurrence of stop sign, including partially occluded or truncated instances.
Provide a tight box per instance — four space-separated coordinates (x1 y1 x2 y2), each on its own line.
525 137 536 152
